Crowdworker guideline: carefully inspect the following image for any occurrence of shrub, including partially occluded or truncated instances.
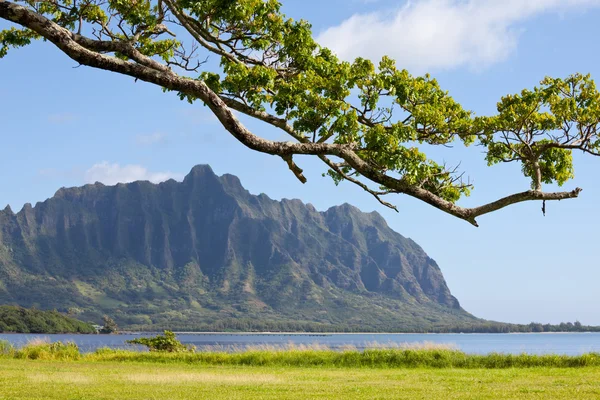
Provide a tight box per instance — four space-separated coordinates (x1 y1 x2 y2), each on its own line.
126 331 195 353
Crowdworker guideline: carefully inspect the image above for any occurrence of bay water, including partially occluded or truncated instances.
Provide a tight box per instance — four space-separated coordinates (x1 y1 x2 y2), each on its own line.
1 332 599 355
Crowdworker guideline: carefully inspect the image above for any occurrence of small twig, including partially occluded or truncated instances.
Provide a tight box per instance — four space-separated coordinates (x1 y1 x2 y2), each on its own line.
542 200 546 216
281 155 307 184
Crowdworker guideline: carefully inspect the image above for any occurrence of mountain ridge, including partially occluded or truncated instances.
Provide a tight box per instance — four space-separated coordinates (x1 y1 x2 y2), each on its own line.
0 165 478 331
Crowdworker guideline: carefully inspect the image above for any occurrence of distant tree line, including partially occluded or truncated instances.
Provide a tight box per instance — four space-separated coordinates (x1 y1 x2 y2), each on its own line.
428 321 600 334
127 318 600 334
0 306 96 334
3 306 594 334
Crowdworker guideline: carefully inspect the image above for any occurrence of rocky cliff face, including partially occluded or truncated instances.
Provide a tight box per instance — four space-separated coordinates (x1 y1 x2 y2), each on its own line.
0 165 475 330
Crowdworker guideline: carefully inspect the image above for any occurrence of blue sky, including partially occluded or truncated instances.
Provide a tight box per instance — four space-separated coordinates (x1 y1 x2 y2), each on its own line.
1 0 600 324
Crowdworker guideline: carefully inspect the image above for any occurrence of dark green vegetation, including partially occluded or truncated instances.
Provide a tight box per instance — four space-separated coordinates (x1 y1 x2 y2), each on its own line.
0 165 479 331
0 305 96 334
435 321 600 333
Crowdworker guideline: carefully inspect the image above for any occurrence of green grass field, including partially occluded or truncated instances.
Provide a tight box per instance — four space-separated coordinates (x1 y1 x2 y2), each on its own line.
1 360 600 399
2 340 600 399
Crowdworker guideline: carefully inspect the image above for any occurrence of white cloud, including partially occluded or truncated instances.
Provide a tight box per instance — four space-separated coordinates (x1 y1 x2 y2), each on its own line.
317 0 600 73
84 162 183 185
135 132 167 146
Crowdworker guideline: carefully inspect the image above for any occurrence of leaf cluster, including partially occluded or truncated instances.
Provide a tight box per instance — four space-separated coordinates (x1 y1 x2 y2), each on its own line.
478 73 600 189
2 0 599 217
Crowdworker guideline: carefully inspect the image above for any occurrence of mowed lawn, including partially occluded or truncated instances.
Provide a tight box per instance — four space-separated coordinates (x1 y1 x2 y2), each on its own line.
0 360 599 399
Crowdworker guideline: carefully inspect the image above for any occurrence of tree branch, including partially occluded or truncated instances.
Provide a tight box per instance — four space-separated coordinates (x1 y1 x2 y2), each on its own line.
281 155 307 184
0 0 584 226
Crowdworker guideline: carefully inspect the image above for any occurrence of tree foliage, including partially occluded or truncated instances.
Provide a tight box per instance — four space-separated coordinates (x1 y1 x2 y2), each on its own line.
100 315 118 334
1 0 598 225
126 330 195 352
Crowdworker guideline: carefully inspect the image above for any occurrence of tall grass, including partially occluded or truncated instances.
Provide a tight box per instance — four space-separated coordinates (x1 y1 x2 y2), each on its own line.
2 340 600 368
5 338 81 360
87 343 600 369
0 339 13 355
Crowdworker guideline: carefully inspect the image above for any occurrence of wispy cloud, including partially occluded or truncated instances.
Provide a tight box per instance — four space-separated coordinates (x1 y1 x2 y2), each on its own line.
135 132 167 146
317 0 600 73
84 162 183 185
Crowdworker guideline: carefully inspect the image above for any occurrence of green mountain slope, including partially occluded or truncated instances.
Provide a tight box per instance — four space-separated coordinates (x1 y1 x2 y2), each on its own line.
0 165 478 331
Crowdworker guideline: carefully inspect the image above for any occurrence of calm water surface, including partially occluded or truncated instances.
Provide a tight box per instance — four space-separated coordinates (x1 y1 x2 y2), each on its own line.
1 332 599 355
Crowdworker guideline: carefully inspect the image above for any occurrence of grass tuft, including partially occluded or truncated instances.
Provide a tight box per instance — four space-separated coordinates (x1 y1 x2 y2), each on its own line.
0 339 14 356
13 339 81 360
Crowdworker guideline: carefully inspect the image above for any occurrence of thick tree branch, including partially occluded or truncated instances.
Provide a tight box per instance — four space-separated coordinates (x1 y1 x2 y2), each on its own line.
73 35 170 72
0 0 584 226
0 1 349 156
